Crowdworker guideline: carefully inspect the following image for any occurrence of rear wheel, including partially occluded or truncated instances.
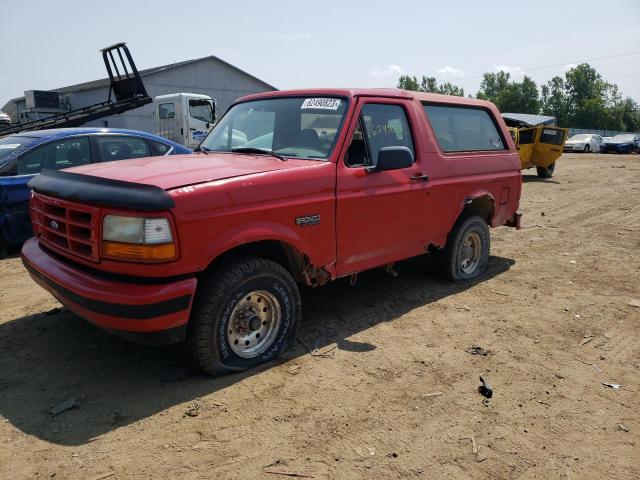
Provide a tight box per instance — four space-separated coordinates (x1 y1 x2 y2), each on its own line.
432 215 490 281
186 256 300 375
536 162 555 178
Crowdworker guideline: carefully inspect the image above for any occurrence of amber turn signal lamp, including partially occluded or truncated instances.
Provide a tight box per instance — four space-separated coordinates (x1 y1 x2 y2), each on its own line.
102 241 176 262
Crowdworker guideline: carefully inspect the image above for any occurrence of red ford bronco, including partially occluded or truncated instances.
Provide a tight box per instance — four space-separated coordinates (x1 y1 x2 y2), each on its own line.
21 89 522 374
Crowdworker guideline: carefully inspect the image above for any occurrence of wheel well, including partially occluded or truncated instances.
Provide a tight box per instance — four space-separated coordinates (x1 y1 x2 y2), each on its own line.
206 240 308 284
463 195 494 224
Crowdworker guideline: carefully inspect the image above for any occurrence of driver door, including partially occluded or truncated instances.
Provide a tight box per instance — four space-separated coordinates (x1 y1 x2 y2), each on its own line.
187 98 215 148
335 99 431 276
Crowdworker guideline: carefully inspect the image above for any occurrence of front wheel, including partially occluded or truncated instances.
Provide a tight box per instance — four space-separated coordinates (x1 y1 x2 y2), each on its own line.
432 215 490 281
536 162 555 178
584 144 590 153
186 256 301 375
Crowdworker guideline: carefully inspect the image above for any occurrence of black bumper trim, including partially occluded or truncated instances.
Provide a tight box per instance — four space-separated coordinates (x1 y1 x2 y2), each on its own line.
23 259 191 320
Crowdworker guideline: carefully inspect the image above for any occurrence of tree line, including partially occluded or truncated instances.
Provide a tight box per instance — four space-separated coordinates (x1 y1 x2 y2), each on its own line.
397 64 640 131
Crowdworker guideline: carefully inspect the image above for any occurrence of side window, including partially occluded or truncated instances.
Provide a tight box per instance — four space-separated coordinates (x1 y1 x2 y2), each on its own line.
96 136 152 162
17 137 91 174
16 146 47 175
360 104 414 165
345 118 370 167
424 105 505 152
149 140 172 156
159 103 175 119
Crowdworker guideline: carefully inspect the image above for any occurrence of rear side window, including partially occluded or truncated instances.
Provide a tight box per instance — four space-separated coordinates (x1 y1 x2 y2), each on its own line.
96 136 151 162
149 140 172 155
424 105 505 152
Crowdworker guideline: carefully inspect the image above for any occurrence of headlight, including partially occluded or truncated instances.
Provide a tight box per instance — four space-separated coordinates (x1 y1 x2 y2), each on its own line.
102 215 176 262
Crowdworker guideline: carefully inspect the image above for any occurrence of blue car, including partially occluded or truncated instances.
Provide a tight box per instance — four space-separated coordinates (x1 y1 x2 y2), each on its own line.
0 128 191 256
600 133 640 154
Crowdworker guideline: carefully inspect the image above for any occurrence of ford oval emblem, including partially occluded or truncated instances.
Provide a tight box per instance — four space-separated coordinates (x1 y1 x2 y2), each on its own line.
50 220 59 230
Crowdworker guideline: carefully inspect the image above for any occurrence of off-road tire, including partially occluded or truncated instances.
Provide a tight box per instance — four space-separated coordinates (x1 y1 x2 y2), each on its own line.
186 256 301 375
432 215 490 281
536 162 555 178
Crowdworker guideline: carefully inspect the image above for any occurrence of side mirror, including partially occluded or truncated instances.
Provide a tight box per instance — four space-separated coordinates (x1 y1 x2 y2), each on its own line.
367 146 414 172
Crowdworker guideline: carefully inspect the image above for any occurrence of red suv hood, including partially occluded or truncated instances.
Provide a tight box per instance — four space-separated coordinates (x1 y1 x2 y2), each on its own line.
67 153 308 190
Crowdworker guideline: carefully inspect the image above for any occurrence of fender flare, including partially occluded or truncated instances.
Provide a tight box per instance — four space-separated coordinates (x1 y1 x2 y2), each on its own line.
458 190 496 225
197 221 314 272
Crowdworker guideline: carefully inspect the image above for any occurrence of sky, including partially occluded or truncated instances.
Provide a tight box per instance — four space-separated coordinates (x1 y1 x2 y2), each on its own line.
1 0 639 108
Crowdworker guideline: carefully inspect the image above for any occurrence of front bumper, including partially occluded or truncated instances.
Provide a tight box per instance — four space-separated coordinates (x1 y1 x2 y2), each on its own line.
602 144 633 153
21 238 197 341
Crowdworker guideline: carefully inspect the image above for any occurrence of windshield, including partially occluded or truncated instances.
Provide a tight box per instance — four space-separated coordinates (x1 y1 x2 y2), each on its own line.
201 96 348 160
0 135 38 160
611 134 635 142
189 99 215 123
570 134 591 141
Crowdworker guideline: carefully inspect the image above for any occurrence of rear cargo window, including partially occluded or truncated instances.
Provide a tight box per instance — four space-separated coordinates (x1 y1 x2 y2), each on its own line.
539 128 565 146
518 128 536 145
423 105 505 152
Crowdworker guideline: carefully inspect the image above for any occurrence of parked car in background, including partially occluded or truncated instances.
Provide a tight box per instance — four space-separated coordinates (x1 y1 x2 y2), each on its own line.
600 134 640 154
0 128 191 256
0 112 11 128
563 133 603 153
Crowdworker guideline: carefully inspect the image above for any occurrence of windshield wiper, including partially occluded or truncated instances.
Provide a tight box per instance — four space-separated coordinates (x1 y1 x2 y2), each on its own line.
231 147 286 161
194 145 209 155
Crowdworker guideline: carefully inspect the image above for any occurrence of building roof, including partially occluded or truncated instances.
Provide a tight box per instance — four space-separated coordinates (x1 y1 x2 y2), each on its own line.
56 53 277 94
2 53 277 113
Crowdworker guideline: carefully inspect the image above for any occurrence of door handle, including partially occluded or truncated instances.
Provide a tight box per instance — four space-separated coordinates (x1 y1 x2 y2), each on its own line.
189 128 196 131
410 174 429 182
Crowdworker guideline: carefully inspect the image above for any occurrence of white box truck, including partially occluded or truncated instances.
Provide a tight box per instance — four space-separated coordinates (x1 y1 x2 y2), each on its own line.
155 93 216 149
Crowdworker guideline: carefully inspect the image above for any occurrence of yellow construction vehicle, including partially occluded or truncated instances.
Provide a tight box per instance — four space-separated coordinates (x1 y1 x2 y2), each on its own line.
502 113 568 178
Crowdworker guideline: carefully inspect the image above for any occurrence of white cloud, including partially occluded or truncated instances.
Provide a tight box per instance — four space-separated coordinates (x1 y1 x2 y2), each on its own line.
563 63 578 72
436 65 465 78
266 33 311 40
370 64 405 78
493 64 525 78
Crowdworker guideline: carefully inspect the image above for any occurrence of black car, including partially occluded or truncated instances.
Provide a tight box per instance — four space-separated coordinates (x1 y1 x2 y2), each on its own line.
600 133 640 154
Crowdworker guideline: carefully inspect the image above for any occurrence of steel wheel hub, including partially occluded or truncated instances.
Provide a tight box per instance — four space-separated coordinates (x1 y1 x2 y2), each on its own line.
227 290 282 359
460 231 482 275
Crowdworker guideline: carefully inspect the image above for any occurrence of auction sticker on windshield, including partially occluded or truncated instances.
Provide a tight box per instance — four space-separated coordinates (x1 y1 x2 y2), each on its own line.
301 98 341 110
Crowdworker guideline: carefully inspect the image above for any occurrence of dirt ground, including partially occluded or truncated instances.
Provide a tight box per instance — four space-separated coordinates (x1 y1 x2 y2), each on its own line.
0 153 638 480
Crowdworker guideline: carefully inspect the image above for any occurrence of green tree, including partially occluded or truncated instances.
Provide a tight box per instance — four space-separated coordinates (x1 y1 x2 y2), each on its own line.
476 72 540 114
397 75 464 96
541 76 569 126
539 64 640 129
